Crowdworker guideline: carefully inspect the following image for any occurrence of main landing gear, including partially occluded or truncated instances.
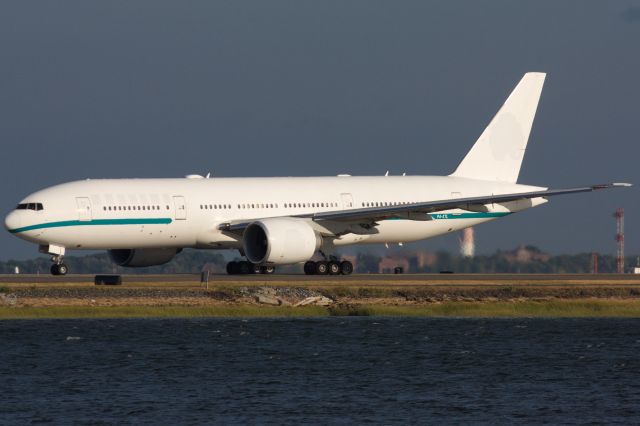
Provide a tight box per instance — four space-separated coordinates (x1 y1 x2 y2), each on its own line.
226 261 276 275
304 260 353 275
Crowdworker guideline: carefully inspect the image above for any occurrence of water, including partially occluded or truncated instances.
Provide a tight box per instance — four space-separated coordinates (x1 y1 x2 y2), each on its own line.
1 318 640 425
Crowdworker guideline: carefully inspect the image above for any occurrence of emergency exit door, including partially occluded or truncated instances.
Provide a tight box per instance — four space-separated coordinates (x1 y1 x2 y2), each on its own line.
340 193 354 209
173 196 187 220
76 197 92 221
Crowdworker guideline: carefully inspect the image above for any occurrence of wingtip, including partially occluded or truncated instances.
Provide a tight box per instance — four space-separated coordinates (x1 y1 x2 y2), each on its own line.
524 71 547 79
592 182 633 190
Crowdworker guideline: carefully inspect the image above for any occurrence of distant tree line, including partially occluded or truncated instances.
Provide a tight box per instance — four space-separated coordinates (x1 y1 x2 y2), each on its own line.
355 250 633 274
0 250 227 275
0 248 636 274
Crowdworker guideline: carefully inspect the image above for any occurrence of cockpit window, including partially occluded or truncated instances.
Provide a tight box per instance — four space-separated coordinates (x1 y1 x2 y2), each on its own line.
16 203 43 211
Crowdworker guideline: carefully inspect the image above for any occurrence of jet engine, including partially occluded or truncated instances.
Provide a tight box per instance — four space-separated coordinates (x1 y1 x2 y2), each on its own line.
243 218 321 264
108 248 180 267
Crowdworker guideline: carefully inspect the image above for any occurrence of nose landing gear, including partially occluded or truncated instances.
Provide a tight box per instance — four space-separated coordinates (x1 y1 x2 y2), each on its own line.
50 255 68 276
39 245 68 276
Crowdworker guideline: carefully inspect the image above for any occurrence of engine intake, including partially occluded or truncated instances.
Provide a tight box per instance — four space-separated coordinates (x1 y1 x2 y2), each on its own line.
108 248 180 267
243 218 320 265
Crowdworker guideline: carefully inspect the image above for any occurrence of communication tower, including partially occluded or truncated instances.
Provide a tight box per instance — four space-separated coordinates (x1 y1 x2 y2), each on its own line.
614 208 625 274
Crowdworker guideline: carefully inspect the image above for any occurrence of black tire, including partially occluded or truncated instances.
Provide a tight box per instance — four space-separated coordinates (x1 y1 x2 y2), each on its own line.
262 266 275 274
340 260 354 275
304 261 316 275
50 264 60 276
238 261 251 275
315 261 329 275
328 261 341 275
57 263 68 275
251 263 262 274
226 261 238 275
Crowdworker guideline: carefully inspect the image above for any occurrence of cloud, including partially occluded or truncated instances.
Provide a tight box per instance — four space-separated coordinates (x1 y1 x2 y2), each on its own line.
621 7 640 22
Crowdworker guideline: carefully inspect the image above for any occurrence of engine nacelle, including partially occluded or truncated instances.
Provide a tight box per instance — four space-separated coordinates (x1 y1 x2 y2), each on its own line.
243 218 321 265
108 248 179 267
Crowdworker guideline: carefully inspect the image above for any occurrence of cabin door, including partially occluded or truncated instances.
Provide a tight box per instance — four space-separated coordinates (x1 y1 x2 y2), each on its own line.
340 193 354 209
76 197 92 221
173 196 187 220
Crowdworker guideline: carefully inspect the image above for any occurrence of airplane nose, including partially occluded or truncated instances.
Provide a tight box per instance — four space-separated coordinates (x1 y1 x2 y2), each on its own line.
4 211 22 232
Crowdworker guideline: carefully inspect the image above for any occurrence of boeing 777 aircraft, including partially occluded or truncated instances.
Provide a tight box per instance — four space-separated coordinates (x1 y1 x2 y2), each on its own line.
4 73 630 275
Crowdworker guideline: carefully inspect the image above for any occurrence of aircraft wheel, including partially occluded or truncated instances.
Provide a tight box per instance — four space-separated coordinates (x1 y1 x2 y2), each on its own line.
238 261 251 275
226 261 239 275
262 266 275 274
50 264 60 276
328 261 341 275
340 260 353 275
251 263 262 274
315 261 329 275
57 263 69 276
304 261 316 275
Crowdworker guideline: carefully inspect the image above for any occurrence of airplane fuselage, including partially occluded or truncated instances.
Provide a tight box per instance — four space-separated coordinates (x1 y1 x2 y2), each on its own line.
5 175 546 251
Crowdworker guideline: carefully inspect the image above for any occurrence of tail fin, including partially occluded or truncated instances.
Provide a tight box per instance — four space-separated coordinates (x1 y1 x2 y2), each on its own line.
451 72 546 183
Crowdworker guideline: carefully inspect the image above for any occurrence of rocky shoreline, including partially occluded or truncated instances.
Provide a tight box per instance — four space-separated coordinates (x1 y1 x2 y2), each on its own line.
3 284 640 309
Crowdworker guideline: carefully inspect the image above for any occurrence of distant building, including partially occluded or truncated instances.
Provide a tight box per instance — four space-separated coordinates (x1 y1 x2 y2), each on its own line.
415 251 437 269
378 256 410 274
502 245 551 263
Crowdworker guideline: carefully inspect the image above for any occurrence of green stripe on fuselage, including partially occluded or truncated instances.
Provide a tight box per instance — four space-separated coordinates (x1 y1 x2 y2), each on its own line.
384 212 511 221
8 218 173 234
429 212 511 220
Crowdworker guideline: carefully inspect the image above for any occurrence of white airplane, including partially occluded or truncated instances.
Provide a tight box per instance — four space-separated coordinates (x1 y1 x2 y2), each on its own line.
3 73 630 276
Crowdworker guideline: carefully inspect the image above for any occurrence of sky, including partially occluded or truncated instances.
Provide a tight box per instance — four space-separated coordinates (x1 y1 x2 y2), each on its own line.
1 1 639 260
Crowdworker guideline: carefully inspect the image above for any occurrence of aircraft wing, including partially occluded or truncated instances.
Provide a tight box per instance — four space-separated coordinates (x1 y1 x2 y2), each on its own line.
218 183 630 233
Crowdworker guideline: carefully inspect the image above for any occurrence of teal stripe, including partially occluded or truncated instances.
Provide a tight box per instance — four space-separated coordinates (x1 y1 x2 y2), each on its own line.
429 212 511 220
9 218 172 234
385 212 511 221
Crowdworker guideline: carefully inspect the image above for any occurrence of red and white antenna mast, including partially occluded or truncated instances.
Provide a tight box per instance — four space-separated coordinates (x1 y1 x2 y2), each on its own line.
614 208 625 274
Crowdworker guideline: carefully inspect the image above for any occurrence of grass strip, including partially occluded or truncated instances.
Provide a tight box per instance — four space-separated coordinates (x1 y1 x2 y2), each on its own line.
0 305 328 319
2 299 640 319
331 300 640 317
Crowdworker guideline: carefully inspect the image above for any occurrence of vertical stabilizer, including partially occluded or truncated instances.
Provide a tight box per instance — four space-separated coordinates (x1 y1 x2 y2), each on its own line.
451 72 546 183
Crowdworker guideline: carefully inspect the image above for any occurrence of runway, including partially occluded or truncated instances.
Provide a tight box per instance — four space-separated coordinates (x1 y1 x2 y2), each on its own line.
1 273 640 287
